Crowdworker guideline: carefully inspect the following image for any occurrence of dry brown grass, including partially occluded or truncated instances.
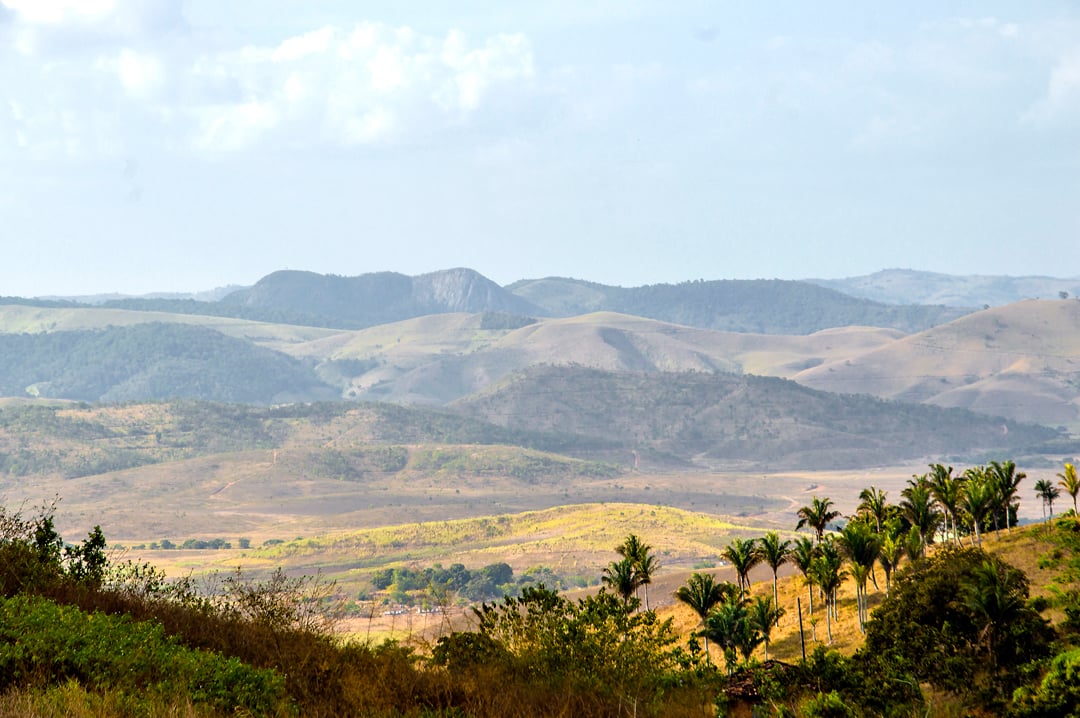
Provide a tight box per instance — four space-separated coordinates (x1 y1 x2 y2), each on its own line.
797 299 1080 428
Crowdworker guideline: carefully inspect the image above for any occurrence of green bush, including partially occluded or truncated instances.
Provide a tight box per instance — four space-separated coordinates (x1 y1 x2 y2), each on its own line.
1010 647 1080 717
0 594 289 716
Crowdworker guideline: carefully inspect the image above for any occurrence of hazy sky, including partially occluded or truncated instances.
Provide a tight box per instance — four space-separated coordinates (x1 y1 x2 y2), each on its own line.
2 1 1078 296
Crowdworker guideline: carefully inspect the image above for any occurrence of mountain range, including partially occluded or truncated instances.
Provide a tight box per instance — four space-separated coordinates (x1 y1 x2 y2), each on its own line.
2 267 1079 473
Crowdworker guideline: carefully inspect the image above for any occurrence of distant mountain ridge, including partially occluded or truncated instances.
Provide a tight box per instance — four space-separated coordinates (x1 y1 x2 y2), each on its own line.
806 269 1080 308
508 276 970 334
25 268 973 335
220 269 542 328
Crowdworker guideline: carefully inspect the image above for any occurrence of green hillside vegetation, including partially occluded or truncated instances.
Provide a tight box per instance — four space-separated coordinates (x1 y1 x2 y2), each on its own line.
508 277 971 334
0 323 334 403
452 365 1069 469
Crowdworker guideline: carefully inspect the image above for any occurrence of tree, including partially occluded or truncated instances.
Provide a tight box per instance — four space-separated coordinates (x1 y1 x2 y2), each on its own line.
856 486 890 534
900 476 942 550
838 521 881 633
960 559 1031 665
616 533 660 611
748 594 784 661
960 469 994 548
704 597 758 672
877 529 904 596
601 557 641 608
1057 462 1079 515
722 537 761 597
674 572 735 662
1034 478 1061 523
65 525 108 589
789 536 818 615
927 463 964 545
797 496 840 544
756 531 791 607
808 538 845 644
864 545 1052 700
988 460 1025 533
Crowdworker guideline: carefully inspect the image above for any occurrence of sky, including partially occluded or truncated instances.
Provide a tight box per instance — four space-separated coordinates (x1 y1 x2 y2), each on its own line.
1 1 1078 296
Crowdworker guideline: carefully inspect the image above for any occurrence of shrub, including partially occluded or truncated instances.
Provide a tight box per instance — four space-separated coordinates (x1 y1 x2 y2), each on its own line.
0 594 289 716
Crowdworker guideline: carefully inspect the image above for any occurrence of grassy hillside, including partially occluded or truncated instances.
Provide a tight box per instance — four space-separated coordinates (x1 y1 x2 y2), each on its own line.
283 311 904 404
140 503 772 590
796 299 1080 428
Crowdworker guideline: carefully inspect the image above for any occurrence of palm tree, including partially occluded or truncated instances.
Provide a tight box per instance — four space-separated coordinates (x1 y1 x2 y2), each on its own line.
903 526 925 563
901 476 943 549
616 533 659 610
960 559 1031 665
877 530 904 595
796 496 840 544
674 572 736 662
1035 478 1061 523
1057 463 1079 515
988 460 1026 533
927 463 964 545
960 470 994 548
856 486 890 533
601 557 641 608
808 538 845 644
748 595 784 661
789 536 818 616
755 531 791 607
722 537 761 596
704 597 757 674
837 521 881 632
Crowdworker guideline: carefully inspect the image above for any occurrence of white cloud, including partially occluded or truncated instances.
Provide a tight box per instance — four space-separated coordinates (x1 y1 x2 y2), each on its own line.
0 9 535 157
1025 50 1080 128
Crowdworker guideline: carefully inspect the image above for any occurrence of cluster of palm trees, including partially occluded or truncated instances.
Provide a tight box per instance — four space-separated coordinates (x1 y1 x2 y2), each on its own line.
1036 462 1078 522
674 570 784 672
671 461 1080 664
600 533 660 610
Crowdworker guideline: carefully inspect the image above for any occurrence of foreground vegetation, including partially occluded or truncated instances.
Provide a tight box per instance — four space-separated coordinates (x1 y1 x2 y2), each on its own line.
3 459 1080 716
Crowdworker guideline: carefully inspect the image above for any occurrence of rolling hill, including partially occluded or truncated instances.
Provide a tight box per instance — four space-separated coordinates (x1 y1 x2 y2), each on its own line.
794 299 1080 427
450 365 1067 470
282 311 904 405
0 323 335 404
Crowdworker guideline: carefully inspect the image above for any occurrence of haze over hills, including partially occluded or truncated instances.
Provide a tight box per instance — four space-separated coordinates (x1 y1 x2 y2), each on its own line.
23 268 971 335
807 268 1080 308
507 276 969 333
4 271 1080 429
